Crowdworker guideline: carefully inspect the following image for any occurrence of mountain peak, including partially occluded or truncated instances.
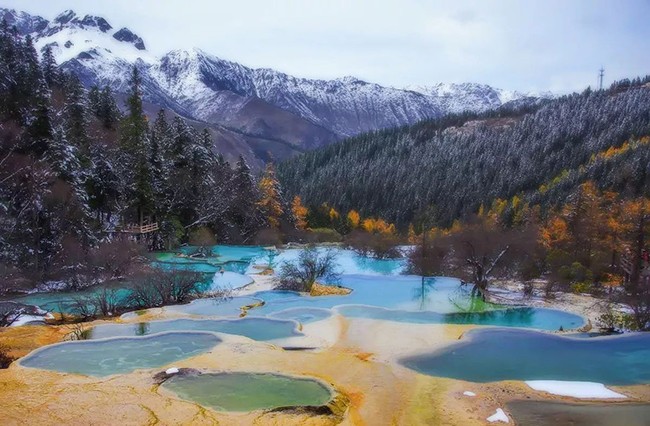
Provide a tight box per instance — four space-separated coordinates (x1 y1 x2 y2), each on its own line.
0 7 48 34
54 9 76 25
113 27 145 50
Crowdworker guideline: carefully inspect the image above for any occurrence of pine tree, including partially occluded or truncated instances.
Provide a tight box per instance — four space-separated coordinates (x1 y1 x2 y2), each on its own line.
98 86 120 129
87 143 121 222
88 85 101 116
119 66 153 219
21 35 52 157
228 156 261 238
40 44 59 87
62 74 90 154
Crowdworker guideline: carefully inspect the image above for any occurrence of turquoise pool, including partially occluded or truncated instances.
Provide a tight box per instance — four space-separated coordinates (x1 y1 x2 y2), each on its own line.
166 296 263 317
88 318 301 341
20 332 221 377
163 372 332 412
400 328 650 385
337 305 582 331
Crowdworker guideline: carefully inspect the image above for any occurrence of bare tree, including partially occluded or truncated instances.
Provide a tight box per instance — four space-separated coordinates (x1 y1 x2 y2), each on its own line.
275 246 340 292
0 302 24 327
445 220 538 299
130 270 203 308
346 230 400 259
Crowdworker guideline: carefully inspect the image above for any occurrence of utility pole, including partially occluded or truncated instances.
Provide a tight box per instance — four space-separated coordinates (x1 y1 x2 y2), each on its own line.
598 67 605 91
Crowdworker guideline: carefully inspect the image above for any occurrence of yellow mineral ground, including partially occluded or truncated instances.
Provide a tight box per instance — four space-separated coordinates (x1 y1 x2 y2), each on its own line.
2 310 650 425
310 282 352 296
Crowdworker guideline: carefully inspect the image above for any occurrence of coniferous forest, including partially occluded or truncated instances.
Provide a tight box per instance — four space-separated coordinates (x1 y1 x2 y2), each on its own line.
0 25 275 290
278 79 650 227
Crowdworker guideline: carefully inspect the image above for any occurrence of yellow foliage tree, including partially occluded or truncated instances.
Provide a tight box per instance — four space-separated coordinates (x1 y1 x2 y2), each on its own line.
362 217 396 234
329 207 340 222
407 223 418 244
540 216 569 250
347 210 360 228
257 163 284 229
291 196 308 230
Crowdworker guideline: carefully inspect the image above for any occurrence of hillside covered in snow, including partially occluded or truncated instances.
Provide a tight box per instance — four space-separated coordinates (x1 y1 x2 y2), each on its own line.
1 7 549 165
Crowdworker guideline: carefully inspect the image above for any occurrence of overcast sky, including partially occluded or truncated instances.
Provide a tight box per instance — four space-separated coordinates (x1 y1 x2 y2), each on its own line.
2 0 649 92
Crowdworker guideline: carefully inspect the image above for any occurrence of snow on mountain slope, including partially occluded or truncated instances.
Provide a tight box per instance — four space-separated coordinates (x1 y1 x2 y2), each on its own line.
409 83 550 114
1 7 547 161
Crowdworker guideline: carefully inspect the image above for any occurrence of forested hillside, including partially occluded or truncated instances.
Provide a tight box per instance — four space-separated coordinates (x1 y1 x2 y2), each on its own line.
0 25 281 290
278 79 650 227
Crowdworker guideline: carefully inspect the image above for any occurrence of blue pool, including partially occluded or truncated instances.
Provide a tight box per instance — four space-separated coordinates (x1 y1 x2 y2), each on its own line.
400 328 650 385
20 332 221 377
88 318 301 341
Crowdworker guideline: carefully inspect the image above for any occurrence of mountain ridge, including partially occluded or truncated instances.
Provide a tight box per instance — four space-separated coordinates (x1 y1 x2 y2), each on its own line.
0 7 550 164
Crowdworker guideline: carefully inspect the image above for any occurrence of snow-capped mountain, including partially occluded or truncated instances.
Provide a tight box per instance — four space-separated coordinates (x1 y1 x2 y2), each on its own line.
409 83 551 114
0 7 548 164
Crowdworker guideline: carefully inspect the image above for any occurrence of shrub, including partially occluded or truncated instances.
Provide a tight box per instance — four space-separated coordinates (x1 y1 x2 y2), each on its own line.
304 228 342 243
571 281 593 294
275 247 340 292
188 226 217 257
522 281 535 298
0 344 15 369
345 230 401 259
130 270 203 308
253 228 283 246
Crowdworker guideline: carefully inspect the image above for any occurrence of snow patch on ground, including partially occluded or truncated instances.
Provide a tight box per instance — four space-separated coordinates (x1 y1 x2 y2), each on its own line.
10 315 46 326
463 391 476 397
486 408 509 423
525 380 627 399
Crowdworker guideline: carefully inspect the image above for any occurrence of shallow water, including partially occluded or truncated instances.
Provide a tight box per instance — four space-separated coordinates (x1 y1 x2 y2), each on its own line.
20 332 221 377
161 275 583 330
337 305 582 331
248 248 405 275
163 372 332 412
400 328 650 384
166 296 263 317
88 318 301 341
252 276 490 314
10 285 134 315
9 247 585 331
268 307 334 324
507 400 650 426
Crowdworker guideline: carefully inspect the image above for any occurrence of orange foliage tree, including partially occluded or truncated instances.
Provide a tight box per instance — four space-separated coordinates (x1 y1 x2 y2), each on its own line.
347 210 360 229
291 196 308 230
257 164 284 228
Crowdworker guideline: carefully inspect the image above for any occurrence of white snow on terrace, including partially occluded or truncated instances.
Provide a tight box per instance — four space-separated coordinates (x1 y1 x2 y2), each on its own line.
10 314 45 326
525 380 627 399
34 26 155 65
486 408 509 423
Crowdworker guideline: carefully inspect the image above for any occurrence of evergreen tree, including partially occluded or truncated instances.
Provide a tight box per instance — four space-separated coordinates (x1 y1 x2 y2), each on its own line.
62 74 90 155
21 35 52 156
88 85 101 116
228 156 261 238
98 86 120 129
119 66 153 219
40 44 59 87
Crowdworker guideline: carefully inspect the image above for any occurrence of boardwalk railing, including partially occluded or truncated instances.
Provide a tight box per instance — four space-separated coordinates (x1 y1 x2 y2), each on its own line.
120 222 159 234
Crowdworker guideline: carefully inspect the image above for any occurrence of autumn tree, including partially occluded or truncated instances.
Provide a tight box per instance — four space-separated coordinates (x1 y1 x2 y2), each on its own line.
257 163 283 228
291 196 308 230
347 210 360 229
